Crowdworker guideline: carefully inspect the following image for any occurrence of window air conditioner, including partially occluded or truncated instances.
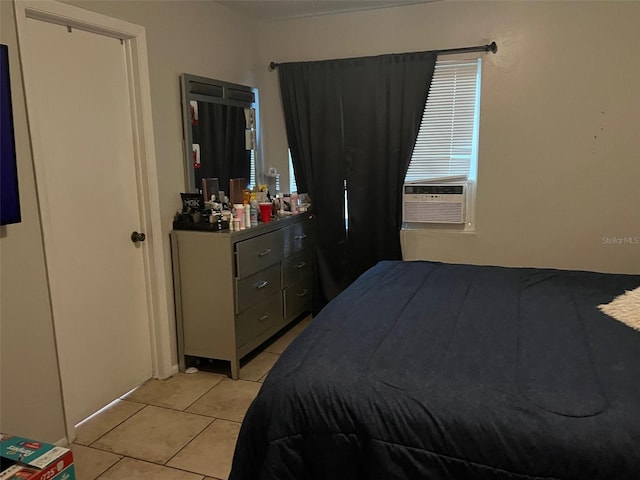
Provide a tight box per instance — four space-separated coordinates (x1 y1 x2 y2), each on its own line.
402 183 467 224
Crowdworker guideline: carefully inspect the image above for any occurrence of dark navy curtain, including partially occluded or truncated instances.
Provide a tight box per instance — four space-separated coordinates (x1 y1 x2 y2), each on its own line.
279 51 437 308
193 102 250 196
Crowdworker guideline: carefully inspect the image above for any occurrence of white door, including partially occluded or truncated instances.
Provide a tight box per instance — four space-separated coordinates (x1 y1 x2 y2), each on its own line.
20 15 153 432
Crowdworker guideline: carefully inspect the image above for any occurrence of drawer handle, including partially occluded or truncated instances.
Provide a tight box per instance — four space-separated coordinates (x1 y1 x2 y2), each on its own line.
257 248 272 257
294 234 307 240
297 289 309 297
255 280 269 289
295 261 307 269
258 313 270 322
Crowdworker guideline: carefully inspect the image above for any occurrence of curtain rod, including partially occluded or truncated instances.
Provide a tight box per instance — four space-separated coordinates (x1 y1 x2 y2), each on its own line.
268 41 497 71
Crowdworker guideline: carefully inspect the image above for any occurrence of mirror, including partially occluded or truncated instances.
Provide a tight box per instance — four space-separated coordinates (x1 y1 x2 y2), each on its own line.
180 74 258 199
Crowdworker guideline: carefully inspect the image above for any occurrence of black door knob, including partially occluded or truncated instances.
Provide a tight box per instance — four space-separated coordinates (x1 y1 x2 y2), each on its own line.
131 231 146 243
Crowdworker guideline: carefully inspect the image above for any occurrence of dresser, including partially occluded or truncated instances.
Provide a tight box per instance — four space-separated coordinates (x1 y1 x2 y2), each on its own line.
170 213 315 378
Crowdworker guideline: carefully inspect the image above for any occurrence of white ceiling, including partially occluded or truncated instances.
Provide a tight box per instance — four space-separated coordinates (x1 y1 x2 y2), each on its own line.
216 0 438 21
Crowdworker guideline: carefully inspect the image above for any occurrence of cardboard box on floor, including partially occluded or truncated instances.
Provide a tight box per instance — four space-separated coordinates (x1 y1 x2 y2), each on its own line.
0 434 75 480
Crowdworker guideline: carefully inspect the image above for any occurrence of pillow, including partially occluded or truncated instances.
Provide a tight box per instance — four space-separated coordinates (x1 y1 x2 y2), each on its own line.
598 286 640 331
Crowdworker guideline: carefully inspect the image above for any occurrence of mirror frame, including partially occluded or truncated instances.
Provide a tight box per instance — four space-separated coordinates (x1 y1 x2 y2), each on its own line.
180 73 259 193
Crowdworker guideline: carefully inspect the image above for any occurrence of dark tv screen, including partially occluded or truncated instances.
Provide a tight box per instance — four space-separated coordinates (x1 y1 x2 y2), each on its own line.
1 43 21 225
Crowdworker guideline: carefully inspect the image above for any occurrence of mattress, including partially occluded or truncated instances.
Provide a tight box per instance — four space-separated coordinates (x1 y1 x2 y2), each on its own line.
229 261 640 480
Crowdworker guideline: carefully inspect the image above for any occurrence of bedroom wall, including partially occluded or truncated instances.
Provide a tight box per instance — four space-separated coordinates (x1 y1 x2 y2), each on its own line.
0 0 67 443
254 0 640 274
0 0 258 442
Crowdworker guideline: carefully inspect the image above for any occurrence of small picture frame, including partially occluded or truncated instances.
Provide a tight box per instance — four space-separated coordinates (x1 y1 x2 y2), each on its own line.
190 100 199 126
201 177 220 202
244 107 255 129
180 192 204 213
245 130 256 151
192 143 200 168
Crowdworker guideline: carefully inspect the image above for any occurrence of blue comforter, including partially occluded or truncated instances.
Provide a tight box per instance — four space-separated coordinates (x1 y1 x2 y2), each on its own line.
230 261 640 479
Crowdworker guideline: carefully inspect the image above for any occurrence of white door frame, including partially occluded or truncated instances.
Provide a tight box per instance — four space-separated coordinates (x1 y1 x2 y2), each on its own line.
15 0 173 435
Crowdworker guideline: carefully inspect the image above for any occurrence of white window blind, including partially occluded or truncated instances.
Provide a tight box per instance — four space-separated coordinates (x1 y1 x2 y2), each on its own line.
406 58 481 182
249 150 256 190
288 149 297 193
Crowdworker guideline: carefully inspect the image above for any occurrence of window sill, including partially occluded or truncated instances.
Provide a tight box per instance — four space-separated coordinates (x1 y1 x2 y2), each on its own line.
401 223 477 235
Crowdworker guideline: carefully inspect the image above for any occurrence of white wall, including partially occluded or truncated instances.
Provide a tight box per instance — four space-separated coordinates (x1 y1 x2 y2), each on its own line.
255 0 640 274
0 0 66 443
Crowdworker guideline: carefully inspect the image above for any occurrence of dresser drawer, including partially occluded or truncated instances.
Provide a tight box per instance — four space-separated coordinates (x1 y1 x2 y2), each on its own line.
236 263 281 313
236 229 284 279
283 216 315 258
283 275 313 322
282 249 314 288
236 295 282 348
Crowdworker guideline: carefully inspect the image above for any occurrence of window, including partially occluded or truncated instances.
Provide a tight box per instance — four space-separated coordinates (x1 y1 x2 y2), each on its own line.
287 58 482 227
406 58 482 183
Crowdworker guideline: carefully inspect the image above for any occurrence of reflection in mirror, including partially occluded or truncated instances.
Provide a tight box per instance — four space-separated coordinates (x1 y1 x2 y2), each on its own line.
180 74 258 199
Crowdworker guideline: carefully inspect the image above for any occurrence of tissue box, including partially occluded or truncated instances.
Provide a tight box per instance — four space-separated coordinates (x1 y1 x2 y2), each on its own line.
0 435 75 480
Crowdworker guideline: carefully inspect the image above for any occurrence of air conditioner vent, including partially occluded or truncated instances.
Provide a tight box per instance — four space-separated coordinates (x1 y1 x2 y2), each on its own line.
402 183 466 224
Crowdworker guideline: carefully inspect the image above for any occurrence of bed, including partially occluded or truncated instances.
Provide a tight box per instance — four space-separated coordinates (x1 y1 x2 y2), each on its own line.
229 261 640 480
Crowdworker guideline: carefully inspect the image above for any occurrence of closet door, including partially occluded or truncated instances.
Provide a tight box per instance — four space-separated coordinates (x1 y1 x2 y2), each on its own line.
19 11 153 434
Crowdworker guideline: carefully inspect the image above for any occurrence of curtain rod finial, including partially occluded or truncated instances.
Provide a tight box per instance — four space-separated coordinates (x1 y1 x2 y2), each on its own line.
269 61 278 71
488 41 497 54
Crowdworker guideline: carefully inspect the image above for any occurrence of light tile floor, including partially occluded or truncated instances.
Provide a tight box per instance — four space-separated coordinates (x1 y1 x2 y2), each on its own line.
71 315 311 480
